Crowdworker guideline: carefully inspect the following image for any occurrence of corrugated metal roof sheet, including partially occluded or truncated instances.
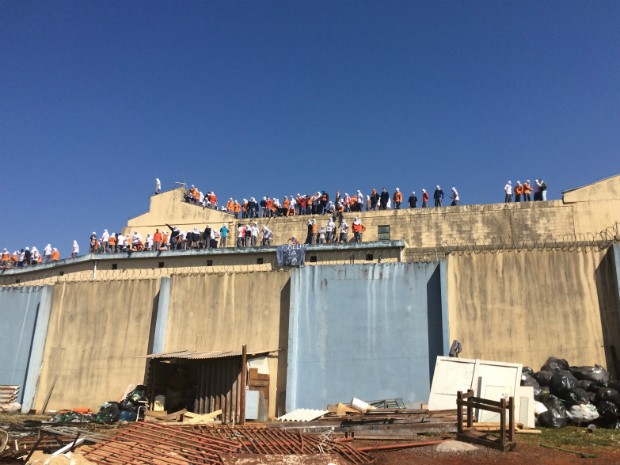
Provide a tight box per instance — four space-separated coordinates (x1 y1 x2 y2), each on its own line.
277 408 329 422
144 349 274 360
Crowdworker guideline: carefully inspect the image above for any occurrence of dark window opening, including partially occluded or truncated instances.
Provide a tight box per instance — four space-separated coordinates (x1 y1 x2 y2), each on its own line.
158 262 165 268
257 258 264 264
112 263 118 270
366 253 374 261
310 255 318 263
207 260 213 266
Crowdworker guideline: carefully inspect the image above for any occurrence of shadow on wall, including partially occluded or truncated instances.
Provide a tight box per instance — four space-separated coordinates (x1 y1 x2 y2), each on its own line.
276 278 291 417
595 246 620 377
427 266 444 383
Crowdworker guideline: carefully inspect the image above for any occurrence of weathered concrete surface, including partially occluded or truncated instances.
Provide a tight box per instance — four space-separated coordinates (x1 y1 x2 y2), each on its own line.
287 263 447 411
0 287 48 401
165 271 292 417
33 280 160 411
125 188 233 236
446 248 620 373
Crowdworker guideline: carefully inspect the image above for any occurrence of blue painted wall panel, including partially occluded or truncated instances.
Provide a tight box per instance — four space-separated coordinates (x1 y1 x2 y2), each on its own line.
0 287 47 401
287 262 446 411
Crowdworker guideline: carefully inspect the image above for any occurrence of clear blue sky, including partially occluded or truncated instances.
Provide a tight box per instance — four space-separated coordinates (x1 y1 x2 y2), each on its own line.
1 1 619 255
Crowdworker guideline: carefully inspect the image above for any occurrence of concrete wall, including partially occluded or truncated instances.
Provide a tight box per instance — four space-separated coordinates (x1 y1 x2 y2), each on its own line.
164 271 292 417
119 175 620 254
0 287 50 403
286 262 448 410
446 247 620 374
125 189 234 237
33 280 161 411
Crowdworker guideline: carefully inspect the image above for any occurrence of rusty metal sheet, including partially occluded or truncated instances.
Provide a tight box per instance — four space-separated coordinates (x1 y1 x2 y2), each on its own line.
219 454 347 465
82 423 374 465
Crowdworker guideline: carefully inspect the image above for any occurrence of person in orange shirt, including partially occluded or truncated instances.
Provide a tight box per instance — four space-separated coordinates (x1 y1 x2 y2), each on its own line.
153 229 162 251
523 180 532 202
227 198 235 214
51 248 60 261
108 233 117 252
1 249 9 267
282 197 290 216
233 200 241 219
514 181 524 202
393 188 403 209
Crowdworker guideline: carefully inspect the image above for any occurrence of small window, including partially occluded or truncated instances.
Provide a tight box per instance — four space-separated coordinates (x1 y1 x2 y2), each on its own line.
15 279 21 284
158 262 165 268
378 225 390 241
257 258 264 264
366 253 374 261
112 263 118 270
310 255 318 263
207 260 213 266
59 271 64 276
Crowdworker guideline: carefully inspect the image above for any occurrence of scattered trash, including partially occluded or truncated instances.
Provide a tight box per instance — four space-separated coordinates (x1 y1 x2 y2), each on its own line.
523 356 620 429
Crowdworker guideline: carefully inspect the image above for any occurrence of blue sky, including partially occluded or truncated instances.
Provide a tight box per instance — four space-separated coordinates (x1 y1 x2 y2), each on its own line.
1 1 619 255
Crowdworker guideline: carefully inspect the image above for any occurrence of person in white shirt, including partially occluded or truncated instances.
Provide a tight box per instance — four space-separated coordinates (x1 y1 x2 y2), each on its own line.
43 244 53 263
155 178 161 194
250 223 259 247
72 240 79 258
450 187 460 206
100 229 110 253
262 225 273 246
340 219 349 243
504 181 513 203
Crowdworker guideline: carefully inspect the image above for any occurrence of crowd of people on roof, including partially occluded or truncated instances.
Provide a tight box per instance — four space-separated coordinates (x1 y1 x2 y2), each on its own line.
179 183 466 217
503 179 548 202
1 245 62 269
1 178 549 269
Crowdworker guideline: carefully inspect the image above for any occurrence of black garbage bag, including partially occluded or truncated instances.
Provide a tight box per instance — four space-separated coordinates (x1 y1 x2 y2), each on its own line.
521 371 540 388
564 387 590 406
550 370 578 397
608 380 620 391
120 398 139 413
596 388 620 407
535 386 551 401
538 394 567 428
541 357 569 372
535 370 554 387
125 385 148 403
570 365 610 385
94 402 121 423
595 400 619 421
522 366 535 376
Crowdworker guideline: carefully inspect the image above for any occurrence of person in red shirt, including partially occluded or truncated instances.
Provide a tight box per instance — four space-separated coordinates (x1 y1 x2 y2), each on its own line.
422 189 429 208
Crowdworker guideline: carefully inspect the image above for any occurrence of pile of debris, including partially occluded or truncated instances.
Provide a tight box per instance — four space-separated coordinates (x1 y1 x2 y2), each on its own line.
50 386 148 424
521 357 620 428
82 423 373 465
0 386 20 413
275 397 460 440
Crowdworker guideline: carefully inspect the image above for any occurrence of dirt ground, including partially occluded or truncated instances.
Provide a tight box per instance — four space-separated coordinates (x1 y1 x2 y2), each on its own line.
371 443 619 465
368 431 620 465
